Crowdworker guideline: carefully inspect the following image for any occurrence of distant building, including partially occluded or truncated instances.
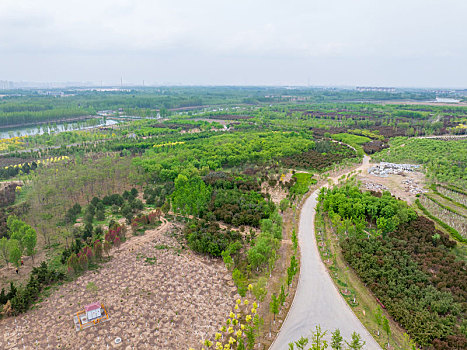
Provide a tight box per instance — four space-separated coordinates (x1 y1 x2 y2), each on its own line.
356 87 396 93
97 110 116 116
435 97 460 103
37 90 65 97
0 81 14 90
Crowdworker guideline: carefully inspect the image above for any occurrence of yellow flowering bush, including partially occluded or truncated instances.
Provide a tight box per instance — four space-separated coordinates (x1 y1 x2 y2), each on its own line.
190 296 262 349
153 141 185 148
0 136 27 152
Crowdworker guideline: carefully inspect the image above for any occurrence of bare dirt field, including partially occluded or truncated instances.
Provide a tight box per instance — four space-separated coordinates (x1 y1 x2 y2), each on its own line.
357 160 427 204
0 219 236 350
261 180 288 206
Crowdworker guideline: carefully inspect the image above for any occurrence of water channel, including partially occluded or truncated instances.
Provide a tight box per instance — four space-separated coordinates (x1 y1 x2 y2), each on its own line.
0 118 119 139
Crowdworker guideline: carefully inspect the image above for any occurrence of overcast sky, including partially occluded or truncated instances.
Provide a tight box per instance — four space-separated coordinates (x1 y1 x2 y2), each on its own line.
0 0 466 87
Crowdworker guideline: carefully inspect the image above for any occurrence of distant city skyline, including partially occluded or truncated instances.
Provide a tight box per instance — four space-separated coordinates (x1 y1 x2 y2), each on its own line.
1 0 466 88
1 80 466 92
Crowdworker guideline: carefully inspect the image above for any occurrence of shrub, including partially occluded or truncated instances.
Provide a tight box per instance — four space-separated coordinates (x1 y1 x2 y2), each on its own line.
185 219 242 257
9 262 65 315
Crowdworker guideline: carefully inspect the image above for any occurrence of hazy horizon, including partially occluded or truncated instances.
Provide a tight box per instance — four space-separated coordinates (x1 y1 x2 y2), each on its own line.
1 1 467 88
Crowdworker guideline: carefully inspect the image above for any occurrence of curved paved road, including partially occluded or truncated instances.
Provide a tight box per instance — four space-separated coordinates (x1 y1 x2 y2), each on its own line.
270 156 381 349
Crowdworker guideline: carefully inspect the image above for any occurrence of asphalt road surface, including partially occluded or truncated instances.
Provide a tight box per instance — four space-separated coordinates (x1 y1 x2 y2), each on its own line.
270 156 381 349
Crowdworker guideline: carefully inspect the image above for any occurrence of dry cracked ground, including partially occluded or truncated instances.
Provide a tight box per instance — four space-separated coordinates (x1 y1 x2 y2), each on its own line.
0 220 237 350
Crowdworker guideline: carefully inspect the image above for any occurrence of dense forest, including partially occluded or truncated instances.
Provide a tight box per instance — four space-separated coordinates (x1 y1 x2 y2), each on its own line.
0 86 462 128
320 185 467 349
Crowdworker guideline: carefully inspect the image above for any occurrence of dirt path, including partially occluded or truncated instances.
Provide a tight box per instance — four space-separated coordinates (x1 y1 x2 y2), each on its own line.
270 155 381 349
122 218 170 251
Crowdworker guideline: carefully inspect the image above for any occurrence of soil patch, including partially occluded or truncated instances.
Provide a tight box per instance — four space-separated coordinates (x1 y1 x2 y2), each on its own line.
0 220 235 349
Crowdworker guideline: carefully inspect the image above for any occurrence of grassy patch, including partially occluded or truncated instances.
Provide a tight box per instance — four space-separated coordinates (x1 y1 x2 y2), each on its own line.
86 281 99 293
133 228 146 236
154 244 171 250
290 172 316 195
331 133 369 156
144 257 157 265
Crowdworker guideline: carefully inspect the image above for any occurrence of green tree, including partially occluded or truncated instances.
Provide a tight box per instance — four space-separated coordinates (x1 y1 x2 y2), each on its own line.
8 239 22 268
221 250 233 270
7 216 38 262
237 337 246 350
374 307 383 336
279 284 286 306
268 254 276 276
232 268 247 297
287 265 294 288
251 277 268 302
331 329 343 350
245 325 256 350
161 198 171 214
382 317 391 348
291 228 298 251
172 174 211 215
270 293 279 322
376 216 397 238
290 255 298 272
7 215 25 233
287 255 298 288
292 336 309 350
345 332 365 350
0 237 10 266
402 333 417 350
310 325 328 350
23 228 37 263
67 253 79 273
248 234 277 271
96 208 106 221
280 198 290 213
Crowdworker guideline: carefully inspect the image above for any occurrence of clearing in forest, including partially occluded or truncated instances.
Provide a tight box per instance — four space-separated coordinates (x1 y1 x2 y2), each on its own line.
0 220 236 349
358 160 427 204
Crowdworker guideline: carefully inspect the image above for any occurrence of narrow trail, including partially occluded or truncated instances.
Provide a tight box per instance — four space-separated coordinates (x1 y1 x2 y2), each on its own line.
120 217 170 252
270 155 382 349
